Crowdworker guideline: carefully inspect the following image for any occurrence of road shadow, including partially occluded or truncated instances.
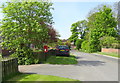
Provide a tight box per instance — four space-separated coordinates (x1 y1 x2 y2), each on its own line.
75 60 105 66
23 72 37 74
76 56 83 59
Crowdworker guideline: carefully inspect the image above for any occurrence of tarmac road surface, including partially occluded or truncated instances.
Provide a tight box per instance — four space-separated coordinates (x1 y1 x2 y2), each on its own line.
19 49 118 81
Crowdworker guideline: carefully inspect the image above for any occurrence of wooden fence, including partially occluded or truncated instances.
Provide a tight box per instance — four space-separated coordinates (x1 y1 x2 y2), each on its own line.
33 50 56 62
2 58 18 80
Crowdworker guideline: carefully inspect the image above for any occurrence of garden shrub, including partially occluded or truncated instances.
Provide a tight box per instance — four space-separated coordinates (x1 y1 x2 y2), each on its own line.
10 46 36 65
81 40 90 52
75 39 84 50
112 43 120 49
100 36 118 48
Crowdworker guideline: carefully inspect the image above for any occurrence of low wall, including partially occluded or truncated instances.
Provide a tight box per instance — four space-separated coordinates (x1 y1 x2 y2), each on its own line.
101 48 120 54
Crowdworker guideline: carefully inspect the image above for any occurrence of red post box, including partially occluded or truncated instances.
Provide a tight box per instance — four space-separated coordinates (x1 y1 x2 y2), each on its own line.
44 45 48 53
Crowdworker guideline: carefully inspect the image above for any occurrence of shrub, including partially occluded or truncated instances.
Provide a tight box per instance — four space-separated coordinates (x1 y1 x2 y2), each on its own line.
10 47 35 65
75 39 84 50
112 43 120 49
81 40 90 52
34 59 39 64
100 36 118 48
81 40 101 53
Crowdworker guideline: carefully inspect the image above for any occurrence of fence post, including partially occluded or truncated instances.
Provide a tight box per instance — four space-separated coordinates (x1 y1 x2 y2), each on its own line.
15 58 18 73
0 58 2 83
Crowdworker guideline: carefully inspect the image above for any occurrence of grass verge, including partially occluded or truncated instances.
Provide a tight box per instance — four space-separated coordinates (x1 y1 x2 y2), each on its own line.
3 72 20 81
96 52 119 58
6 73 80 82
44 55 78 65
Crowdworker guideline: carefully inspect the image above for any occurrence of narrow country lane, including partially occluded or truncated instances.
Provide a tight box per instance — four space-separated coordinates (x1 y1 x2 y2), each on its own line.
19 49 118 81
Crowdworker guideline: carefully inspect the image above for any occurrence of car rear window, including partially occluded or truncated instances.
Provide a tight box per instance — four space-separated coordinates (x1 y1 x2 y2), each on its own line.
58 46 69 49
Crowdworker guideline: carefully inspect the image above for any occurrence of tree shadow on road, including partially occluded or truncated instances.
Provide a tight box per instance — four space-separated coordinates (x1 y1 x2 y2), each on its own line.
75 60 106 66
76 56 83 59
23 72 37 74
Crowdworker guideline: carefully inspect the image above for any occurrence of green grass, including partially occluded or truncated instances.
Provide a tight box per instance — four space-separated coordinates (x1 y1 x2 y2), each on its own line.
97 52 119 58
7 73 80 83
3 72 20 81
44 55 78 65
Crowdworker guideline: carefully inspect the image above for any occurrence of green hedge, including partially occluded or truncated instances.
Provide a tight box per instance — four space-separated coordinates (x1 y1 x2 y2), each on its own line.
100 36 120 49
81 40 90 52
75 39 84 50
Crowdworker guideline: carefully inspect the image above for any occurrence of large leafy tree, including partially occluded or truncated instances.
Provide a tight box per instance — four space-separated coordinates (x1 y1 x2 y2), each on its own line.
87 5 117 52
117 2 120 39
48 27 59 43
69 23 79 45
0 0 54 64
69 20 87 44
76 20 87 39
118 2 120 27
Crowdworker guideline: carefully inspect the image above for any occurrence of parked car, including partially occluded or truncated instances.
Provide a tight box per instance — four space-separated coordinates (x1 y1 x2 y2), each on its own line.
56 45 70 56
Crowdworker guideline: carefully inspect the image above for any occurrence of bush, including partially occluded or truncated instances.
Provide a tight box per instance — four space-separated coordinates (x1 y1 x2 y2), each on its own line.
34 59 39 64
81 40 90 52
10 46 37 65
112 43 120 49
81 40 101 53
100 36 119 49
75 39 84 50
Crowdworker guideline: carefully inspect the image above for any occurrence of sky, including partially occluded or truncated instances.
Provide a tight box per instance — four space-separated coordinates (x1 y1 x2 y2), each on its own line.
0 0 119 39
52 2 117 39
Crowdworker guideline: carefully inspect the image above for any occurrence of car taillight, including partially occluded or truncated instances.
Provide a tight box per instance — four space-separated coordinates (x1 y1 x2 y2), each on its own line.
66 49 69 51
